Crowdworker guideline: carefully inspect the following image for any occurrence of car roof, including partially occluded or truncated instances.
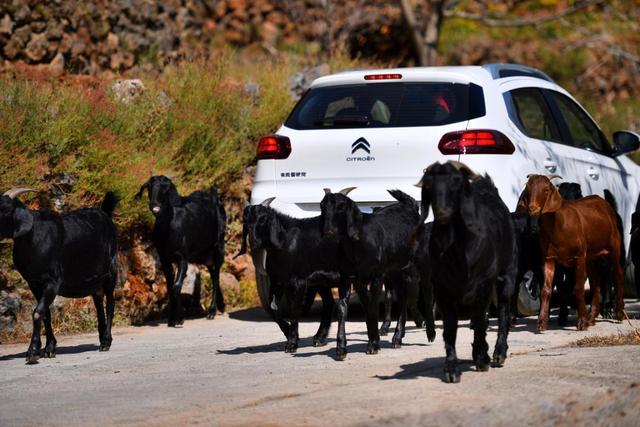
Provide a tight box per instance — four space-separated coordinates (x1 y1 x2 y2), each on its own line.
310 63 555 89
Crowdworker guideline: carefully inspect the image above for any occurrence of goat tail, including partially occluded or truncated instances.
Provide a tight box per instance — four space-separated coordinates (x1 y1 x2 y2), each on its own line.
387 189 418 209
101 192 119 217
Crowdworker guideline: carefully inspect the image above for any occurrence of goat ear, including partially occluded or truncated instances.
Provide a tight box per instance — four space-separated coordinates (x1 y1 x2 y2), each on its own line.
345 203 362 241
516 189 528 214
268 218 286 249
12 206 34 238
134 182 148 200
542 186 563 213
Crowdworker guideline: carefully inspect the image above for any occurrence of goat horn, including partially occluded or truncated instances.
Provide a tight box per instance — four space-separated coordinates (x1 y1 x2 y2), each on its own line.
3 188 38 199
165 173 177 179
548 174 563 180
323 188 332 195
338 187 356 196
261 197 275 207
445 160 481 181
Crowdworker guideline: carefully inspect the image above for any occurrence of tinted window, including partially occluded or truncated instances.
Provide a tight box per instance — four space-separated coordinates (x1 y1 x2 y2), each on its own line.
509 88 561 141
549 92 609 152
285 82 485 130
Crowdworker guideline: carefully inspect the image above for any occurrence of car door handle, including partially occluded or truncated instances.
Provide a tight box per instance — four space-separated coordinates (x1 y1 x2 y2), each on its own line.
587 166 599 180
543 159 557 173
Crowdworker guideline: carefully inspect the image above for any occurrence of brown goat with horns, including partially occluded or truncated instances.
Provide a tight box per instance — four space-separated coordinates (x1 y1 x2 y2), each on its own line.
517 175 624 332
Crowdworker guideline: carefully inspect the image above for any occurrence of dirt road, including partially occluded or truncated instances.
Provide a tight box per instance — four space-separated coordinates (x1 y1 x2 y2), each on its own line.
1 303 640 427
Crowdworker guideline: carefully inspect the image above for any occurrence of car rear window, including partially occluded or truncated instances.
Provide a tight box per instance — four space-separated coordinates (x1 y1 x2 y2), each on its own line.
285 82 485 130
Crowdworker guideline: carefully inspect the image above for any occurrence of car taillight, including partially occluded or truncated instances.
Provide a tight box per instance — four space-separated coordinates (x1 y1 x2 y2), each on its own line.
438 130 515 155
257 135 291 159
364 73 402 80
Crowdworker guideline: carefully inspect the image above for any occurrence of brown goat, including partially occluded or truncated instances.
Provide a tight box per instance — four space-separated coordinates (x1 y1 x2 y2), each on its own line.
517 175 624 331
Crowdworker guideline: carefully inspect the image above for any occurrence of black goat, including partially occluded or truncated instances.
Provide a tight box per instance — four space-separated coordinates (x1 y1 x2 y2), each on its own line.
135 176 226 326
237 200 340 353
320 189 435 359
0 188 118 364
416 161 517 383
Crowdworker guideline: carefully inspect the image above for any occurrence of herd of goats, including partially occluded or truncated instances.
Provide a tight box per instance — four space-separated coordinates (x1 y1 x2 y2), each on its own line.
1 160 638 383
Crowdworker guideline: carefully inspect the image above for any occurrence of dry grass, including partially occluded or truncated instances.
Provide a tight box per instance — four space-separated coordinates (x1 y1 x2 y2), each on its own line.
572 331 640 348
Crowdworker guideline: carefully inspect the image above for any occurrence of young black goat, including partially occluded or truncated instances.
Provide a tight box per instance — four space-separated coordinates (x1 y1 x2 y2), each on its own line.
237 199 341 353
416 161 517 383
0 188 118 364
135 176 226 326
320 189 435 359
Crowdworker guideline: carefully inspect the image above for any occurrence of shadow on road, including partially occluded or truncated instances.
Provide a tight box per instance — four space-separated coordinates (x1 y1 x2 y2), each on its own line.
374 357 478 382
0 343 99 362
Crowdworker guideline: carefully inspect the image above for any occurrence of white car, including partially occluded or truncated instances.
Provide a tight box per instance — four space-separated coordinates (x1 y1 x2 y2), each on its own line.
250 63 640 309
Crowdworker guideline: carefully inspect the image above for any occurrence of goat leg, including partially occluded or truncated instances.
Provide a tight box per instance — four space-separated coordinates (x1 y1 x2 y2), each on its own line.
441 303 460 383
104 285 115 351
575 258 589 331
587 265 602 326
92 292 108 351
42 306 56 358
471 305 490 372
207 260 225 320
170 259 188 327
313 286 334 347
493 276 513 367
284 280 304 353
335 281 350 361
27 283 58 364
392 282 408 349
537 259 556 332
379 285 392 336
421 274 436 343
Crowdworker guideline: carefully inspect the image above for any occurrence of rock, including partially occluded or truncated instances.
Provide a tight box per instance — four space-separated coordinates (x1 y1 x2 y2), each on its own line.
48 52 65 77
1 290 23 341
46 20 64 40
181 265 200 295
47 172 76 210
226 254 255 282
157 90 172 108
13 25 31 45
107 32 119 50
0 14 13 35
30 21 47 33
25 33 49 62
220 272 240 296
13 4 31 24
3 34 23 59
111 78 145 104
289 63 331 100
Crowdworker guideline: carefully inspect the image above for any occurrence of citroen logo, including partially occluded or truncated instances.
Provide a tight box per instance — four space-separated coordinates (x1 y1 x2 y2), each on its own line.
351 137 371 154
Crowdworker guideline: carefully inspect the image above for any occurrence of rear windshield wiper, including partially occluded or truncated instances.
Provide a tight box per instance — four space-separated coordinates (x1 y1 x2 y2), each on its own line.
314 115 370 127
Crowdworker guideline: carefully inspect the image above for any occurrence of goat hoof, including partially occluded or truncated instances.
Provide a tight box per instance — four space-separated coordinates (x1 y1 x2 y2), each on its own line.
536 320 547 333
336 349 347 361
206 312 216 320
99 344 111 352
366 343 380 355
615 311 625 322
379 327 389 336
312 336 328 347
443 370 461 384
391 341 402 349
43 350 56 358
25 354 40 365
492 353 506 367
577 318 589 331
284 343 298 353
426 328 436 343
414 320 425 328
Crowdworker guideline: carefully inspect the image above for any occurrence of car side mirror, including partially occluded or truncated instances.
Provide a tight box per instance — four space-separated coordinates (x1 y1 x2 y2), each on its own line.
612 130 640 157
